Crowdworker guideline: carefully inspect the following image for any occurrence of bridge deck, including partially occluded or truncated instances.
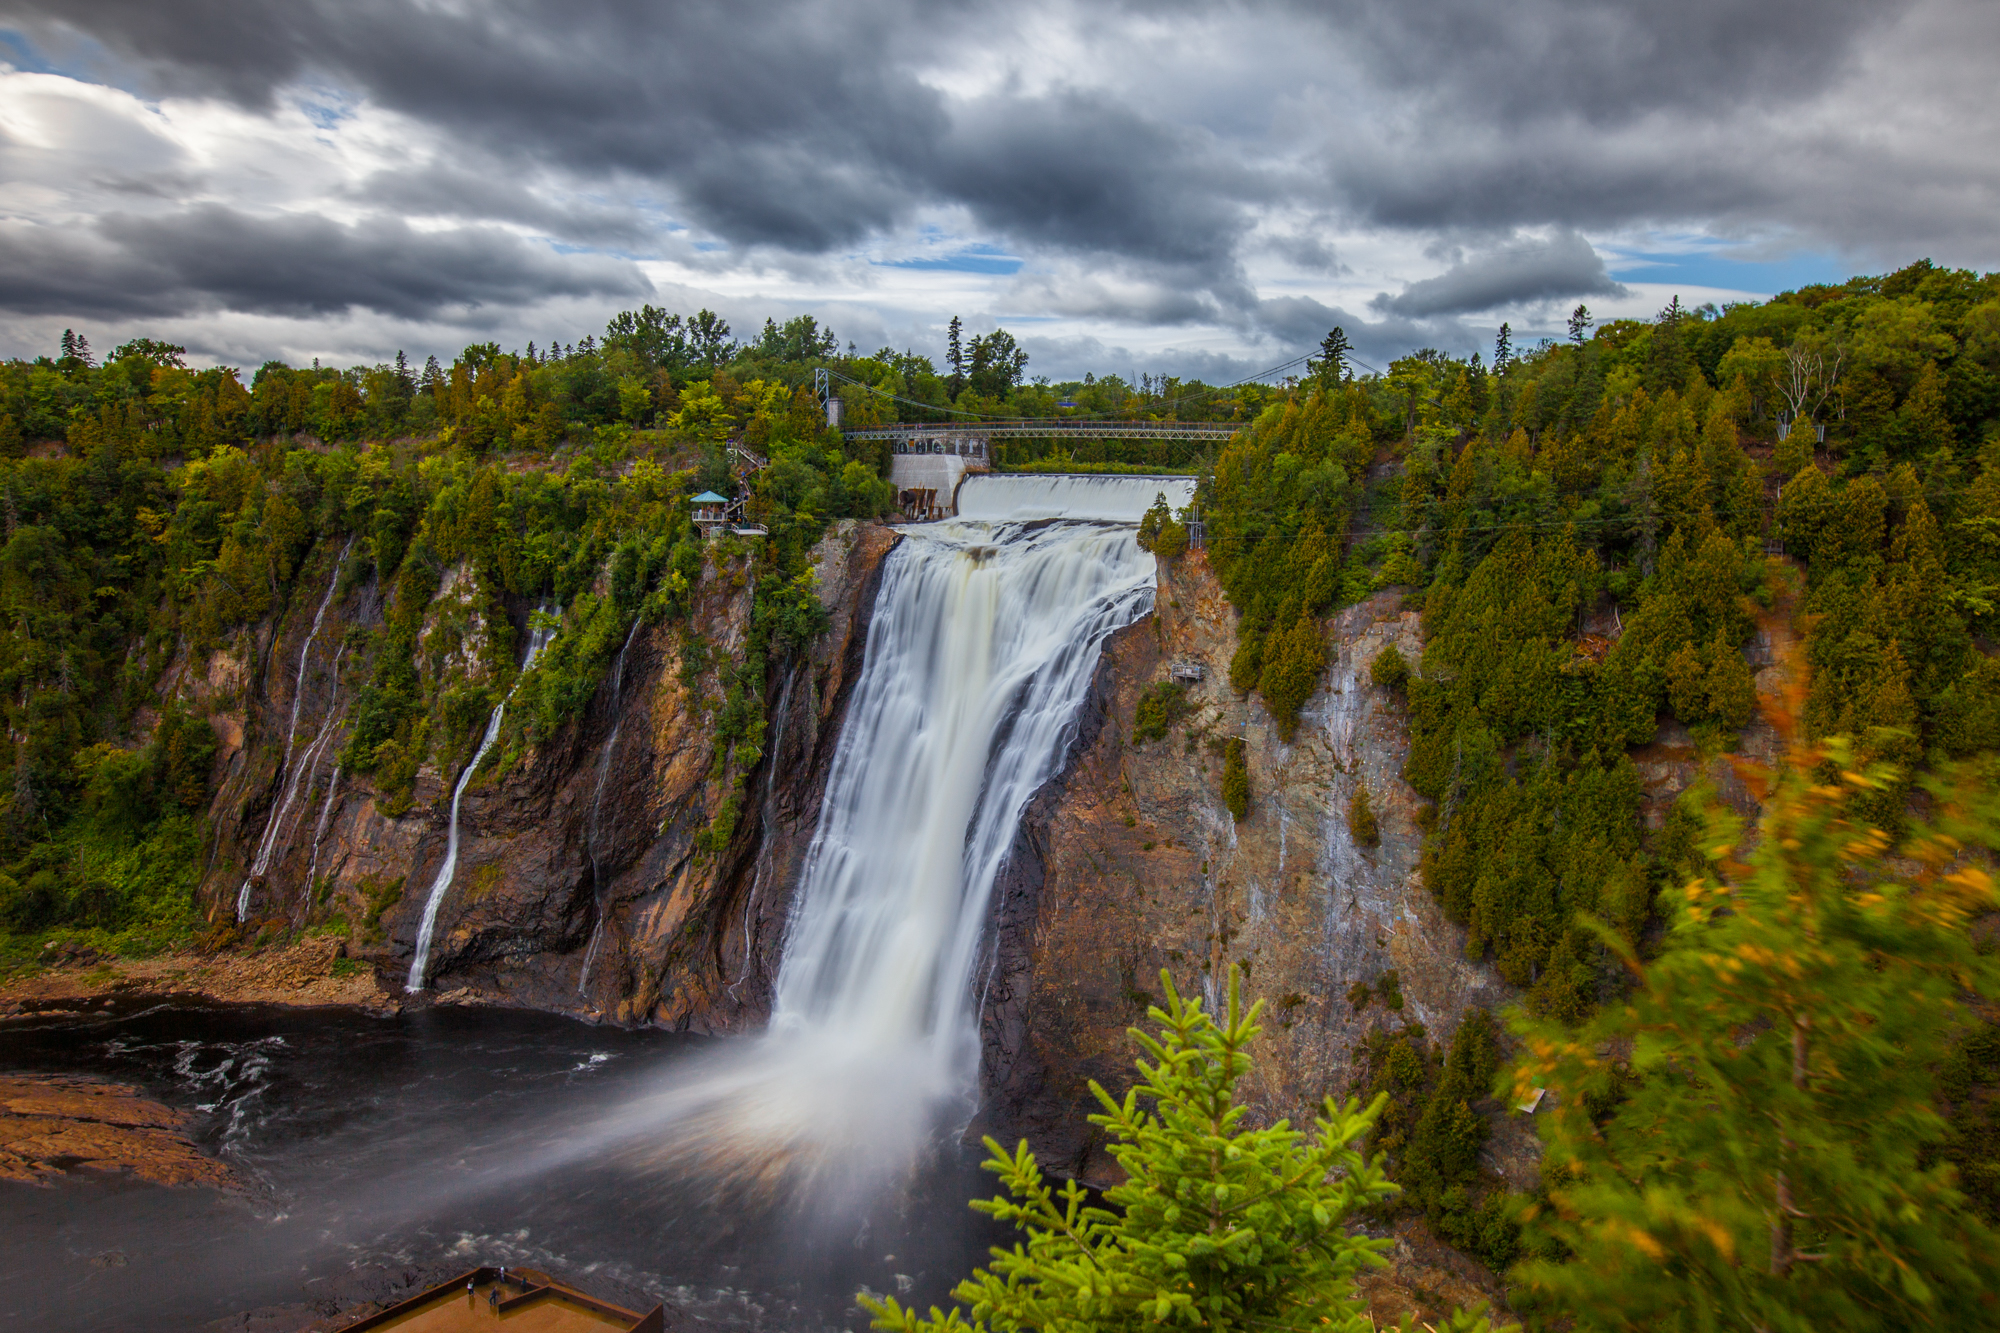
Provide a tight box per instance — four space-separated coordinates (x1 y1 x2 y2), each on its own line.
844 419 1241 442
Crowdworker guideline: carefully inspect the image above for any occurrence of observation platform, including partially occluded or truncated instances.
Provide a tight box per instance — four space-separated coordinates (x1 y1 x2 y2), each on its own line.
336 1267 663 1333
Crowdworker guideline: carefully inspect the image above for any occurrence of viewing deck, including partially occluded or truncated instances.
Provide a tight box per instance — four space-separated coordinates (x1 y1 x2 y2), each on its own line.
336 1266 663 1333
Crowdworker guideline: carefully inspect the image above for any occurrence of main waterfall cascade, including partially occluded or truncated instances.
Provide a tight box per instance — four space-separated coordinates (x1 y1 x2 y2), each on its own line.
407 608 558 991
563 477 1170 1185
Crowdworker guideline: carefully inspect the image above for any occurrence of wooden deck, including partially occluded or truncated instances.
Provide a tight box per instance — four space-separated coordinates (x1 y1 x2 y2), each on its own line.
338 1268 663 1333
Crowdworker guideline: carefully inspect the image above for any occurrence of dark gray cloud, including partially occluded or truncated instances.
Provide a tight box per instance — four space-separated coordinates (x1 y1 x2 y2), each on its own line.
0 0 1993 355
1370 230 1626 318
1284 0 1908 126
0 206 649 319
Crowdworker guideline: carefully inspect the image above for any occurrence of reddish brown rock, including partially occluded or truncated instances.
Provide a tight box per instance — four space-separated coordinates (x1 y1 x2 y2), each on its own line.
978 554 1514 1181
0 1072 236 1189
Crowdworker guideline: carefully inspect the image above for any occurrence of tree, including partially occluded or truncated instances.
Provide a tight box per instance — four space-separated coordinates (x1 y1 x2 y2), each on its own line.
1568 305 1594 347
1777 330 1844 433
947 316 966 396
967 329 1029 398
1493 323 1512 374
1222 737 1250 821
1513 725 2000 1331
1348 782 1378 847
1313 326 1352 384
862 968 1508 1333
1258 613 1326 741
688 309 732 368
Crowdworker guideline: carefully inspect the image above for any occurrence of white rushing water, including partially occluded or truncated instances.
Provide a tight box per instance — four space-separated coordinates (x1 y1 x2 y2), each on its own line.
406 609 557 991
555 479 1169 1187
237 541 351 922
955 472 1194 522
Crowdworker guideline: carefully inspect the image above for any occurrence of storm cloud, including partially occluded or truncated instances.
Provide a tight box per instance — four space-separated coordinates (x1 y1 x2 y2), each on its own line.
0 0 1994 367
1372 231 1627 319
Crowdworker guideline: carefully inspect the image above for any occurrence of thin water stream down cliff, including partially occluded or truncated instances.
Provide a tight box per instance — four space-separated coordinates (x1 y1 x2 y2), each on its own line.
2 478 1204 1327
408 608 558 990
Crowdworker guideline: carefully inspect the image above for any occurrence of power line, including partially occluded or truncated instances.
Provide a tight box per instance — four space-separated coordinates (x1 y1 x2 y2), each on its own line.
825 345 1326 426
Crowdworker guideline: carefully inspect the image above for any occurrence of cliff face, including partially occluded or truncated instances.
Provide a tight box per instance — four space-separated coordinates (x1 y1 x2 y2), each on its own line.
978 553 1515 1181
202 519 897 1028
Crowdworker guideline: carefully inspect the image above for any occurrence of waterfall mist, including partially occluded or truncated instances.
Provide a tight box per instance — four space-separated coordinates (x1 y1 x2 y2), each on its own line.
546 502 1161 1194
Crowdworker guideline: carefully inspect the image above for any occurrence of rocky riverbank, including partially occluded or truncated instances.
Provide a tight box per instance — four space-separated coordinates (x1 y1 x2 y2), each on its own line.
0 936 396 1016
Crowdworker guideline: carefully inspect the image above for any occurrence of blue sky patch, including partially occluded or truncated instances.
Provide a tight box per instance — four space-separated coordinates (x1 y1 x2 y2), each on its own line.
877 244 1023 276
1608 248 1852 301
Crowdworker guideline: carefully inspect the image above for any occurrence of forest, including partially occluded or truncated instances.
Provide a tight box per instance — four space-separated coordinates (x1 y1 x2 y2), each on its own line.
2 258 1997 1326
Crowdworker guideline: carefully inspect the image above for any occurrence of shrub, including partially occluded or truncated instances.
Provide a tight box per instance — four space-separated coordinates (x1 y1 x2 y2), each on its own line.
1348 782 1379 847
861 967 1508 1333
1132 680 1190 744
1369 643 1410 692
1221 737 1249 821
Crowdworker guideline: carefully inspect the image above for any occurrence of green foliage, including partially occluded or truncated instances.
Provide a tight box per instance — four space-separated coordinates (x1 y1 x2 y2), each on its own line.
862 968 1510 1333
1221 737 1249 821
1347 782 1379 847
1929 1015 2000 1226
1353 1011 1517 1270
1369 644 1410 693
1132 680 1192 744
1512 737 2000 1330
1257 613 1326 741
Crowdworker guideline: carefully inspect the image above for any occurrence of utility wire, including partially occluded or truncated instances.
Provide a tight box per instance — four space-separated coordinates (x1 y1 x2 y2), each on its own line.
825 345 1327 426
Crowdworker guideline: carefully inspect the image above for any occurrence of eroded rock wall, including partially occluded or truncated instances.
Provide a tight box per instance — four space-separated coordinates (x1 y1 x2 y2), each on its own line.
200 519 897 1028
978 553 1515 1182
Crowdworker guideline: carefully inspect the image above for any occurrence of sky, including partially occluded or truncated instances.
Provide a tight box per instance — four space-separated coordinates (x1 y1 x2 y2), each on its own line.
0 0 1997 382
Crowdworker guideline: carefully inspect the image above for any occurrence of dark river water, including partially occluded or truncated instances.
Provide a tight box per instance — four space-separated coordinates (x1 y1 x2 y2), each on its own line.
0 997 1008 1331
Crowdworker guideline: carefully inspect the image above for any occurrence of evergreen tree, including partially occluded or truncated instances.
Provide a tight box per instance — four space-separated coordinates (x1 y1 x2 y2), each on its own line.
1568 304 1594 347
1513 729 2000 1331
947 315 966 396
863 968 1509 1333
1314 326 1352 384
1258 613 1326 741
1222 737 1249 821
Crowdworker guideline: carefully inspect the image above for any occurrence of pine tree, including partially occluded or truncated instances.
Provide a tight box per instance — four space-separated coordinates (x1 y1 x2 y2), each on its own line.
1568 304 1594 347
947 316 966 396
862 968 1509 1333
1314 326 1351 384
1513 728 2000 1331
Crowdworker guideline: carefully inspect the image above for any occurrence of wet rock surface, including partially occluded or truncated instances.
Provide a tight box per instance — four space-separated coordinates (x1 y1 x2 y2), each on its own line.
199 520 898 1032
978 554 1515 1180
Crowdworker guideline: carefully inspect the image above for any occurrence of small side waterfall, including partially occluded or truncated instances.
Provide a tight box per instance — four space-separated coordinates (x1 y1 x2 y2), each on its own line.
237 541 351 922
577 617 642 996
406 609 557 991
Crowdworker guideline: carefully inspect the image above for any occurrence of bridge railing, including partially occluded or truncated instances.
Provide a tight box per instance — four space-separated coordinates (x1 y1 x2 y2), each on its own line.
843 419 1244 442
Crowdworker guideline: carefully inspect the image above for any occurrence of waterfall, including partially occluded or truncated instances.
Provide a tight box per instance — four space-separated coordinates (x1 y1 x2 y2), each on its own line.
577 616 643 997
955 472 1194 522
237 540 351 922
406 608 558 992
560 486 1163 1184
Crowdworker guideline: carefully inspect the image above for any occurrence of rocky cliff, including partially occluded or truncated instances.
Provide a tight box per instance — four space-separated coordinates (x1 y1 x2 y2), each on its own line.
977 553 1518 1182
199 519 897 1029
